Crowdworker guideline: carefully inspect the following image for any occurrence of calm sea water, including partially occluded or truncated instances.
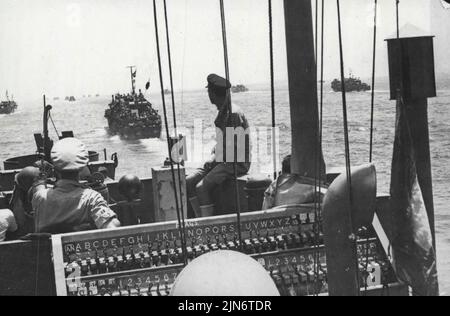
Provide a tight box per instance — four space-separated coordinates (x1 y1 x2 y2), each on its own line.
1 82 449 294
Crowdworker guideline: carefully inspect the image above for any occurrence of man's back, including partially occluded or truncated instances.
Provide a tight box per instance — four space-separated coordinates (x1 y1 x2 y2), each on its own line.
32 180 116 234
215 104 251 165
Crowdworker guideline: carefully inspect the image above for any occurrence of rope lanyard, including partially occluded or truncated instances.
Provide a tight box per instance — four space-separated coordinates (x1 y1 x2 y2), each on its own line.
219 0 243 251
268 0 277 181
152 0 188 266
336 0 360 295
162 0 188 262
369 0 378 163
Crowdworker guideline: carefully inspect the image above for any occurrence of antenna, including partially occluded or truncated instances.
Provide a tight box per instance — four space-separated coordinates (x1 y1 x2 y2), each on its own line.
127 65 137 95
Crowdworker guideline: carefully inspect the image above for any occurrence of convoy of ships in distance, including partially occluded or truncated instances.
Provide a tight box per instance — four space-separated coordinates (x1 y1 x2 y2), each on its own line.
2 71 368 139
64 96 76 102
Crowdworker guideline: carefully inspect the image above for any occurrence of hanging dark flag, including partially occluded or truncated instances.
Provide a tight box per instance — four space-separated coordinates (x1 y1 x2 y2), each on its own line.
132 70 137 78
390 94 439 296
145 80 151 91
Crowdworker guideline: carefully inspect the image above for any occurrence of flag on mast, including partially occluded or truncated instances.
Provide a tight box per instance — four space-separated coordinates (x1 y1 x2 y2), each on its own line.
390 94 439 296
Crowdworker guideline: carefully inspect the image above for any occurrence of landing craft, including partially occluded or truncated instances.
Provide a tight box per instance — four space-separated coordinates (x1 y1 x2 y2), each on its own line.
231 84 249 94
104 66 162 140
331 73 371 93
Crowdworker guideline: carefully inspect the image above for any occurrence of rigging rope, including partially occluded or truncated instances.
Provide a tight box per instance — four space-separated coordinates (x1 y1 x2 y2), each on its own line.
369 0 378 163
336 0 360 295
396 0 400 39
312 0 326 296
34 94 49 296
219 0 243 251
162 0 188 263
163 0 178 135
365 0 379 296
312 0 320 296
318 0 325 225
49 113 60 139
268 0 277 181
152 0 188 266
315 0 319 66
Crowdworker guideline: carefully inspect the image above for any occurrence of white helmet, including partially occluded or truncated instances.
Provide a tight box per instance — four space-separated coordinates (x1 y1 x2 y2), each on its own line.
171 250 280 296
51 138 89 172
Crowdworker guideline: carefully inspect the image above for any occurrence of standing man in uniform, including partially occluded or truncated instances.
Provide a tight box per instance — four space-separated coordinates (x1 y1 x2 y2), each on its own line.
30 138 120 234
187 74 251 218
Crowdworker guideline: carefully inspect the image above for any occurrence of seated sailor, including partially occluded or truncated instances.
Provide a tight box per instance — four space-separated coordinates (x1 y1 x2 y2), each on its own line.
262 154 327 210
263 155 291 210
187 74 251 218
9 166 42 237
30 138 121 234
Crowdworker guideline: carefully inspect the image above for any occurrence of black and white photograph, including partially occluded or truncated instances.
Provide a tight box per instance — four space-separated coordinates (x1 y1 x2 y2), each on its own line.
0 0 449 301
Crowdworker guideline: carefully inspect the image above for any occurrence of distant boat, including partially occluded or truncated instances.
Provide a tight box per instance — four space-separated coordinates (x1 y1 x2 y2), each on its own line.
331 73 370 92
231 84 249 93
65 96 76 102
105 66 162 140
53 97 60 101
0 91 18 115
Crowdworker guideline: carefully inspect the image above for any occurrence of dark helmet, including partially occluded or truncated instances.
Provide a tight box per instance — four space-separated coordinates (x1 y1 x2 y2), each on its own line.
118 175 142 201
15 167 41 192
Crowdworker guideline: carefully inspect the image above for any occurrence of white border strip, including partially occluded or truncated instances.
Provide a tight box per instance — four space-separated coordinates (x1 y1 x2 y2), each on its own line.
52 235 68 296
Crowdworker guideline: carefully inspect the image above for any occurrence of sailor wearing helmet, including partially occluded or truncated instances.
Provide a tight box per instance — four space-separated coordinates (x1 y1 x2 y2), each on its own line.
30 138 121 234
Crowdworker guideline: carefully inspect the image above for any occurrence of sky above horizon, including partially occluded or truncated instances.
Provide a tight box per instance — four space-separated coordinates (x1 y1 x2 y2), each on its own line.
0 0 449 100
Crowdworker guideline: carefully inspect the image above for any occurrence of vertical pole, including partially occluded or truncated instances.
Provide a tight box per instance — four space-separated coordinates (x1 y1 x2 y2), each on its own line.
43 95 51 162
128 66 136 95
130 67 133 94
283 0 325 179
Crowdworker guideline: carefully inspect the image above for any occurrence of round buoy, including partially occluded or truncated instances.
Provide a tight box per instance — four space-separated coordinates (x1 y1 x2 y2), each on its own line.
170 250 280 297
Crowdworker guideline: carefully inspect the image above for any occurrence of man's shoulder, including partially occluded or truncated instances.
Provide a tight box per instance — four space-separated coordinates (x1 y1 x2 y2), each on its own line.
81 188 112 210
31 183 50 201
81 188 104 200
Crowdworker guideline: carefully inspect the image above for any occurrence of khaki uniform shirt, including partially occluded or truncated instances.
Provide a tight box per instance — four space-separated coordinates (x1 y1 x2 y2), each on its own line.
31 180 117 234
